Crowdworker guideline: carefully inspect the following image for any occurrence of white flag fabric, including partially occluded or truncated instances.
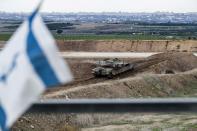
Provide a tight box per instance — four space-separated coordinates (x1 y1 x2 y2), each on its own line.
0 5 72 131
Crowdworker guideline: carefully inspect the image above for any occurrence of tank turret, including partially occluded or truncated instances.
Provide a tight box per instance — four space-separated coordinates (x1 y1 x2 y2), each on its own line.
92 58 134 78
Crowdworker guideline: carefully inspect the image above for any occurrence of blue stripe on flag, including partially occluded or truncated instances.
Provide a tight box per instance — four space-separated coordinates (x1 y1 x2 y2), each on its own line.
26 9 60 87
0 106 7 131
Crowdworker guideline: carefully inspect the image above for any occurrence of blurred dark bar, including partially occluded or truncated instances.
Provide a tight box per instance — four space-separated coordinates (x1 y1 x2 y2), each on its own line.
28 98 197 113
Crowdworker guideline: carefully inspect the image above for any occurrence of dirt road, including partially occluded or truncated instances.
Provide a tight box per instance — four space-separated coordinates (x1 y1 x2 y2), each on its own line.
60 52 197 58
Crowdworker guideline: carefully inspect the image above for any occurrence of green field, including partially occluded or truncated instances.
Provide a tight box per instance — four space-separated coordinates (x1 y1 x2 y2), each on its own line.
54 34 169 40
55 34 189 40
0 34 12 41
0 33 189 41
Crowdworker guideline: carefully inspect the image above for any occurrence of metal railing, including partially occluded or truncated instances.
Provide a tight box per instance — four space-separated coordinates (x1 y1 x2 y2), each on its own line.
28 98 197 113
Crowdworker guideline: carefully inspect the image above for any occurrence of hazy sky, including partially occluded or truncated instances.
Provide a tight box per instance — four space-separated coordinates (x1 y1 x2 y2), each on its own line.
0 0 197 13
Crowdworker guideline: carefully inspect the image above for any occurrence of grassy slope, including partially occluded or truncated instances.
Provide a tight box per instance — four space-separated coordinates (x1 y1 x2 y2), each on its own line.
54 34 167 40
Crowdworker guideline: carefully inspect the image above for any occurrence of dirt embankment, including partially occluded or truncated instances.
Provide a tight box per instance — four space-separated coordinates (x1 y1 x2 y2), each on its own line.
45 69 197 99
66 53 197 82
45 53 197 99
1 40 197 52
57 40 197 52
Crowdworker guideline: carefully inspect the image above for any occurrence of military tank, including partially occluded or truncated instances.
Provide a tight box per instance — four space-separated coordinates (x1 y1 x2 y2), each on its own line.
92 58 134 78
95 58 128 68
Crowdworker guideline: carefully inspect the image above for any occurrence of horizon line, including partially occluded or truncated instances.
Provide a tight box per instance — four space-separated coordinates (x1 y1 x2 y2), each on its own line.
0 11 197 14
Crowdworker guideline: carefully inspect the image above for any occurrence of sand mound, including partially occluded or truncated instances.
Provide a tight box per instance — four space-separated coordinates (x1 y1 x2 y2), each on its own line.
46 53 197 98
45 68 197 99
144 52 197 74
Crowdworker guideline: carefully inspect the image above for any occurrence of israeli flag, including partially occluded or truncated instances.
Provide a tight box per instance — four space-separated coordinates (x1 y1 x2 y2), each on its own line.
0 3 72 131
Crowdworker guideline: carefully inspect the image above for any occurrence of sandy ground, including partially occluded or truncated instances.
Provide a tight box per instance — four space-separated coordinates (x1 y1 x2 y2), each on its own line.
60 52 197 58
12 113 197 131
46 52 197 98
60 52 161 59
45 68 197 99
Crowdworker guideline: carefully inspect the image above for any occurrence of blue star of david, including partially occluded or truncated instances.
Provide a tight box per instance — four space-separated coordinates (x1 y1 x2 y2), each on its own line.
0 53 19 83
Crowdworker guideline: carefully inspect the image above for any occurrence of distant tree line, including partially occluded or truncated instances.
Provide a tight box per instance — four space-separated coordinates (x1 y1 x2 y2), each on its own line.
46 23 75 30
